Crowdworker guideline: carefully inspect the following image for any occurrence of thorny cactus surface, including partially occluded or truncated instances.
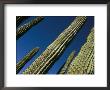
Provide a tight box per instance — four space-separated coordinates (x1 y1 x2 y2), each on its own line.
16 16 44 39
66 28 94 74
22 16 87 74
16 47 39 74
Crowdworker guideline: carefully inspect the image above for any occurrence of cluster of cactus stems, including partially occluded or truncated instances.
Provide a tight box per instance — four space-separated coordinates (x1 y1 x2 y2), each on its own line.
66 28 94 74
16 16 44 40
22 16 87 74
16 47 39 74
58 51 75 74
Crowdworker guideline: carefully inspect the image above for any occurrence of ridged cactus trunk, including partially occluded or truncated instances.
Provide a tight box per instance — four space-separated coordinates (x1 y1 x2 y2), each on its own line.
16 47 39 74
22 16 87 74
16 16 44 40
58 51 75 74
66 28 94 74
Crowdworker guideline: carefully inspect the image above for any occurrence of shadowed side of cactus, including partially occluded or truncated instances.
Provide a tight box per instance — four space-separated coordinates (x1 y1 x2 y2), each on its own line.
16 16 29 27
16 16 44 40
16 47 39 74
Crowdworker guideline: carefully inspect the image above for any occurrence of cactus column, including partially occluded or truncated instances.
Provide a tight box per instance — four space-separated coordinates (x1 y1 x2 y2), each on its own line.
16 47 39 74
66 28 94 74
58 51 75 74
16 16 44 40
23 16 87 74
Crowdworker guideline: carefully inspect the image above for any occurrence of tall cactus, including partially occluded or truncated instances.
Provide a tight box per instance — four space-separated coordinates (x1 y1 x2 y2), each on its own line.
22 16 87 74
66 28 94 74
16 16 44 40
16 47 39 74
58 51 75 74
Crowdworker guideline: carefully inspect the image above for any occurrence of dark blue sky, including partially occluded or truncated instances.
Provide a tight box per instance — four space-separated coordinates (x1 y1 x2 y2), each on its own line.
16 16 94 74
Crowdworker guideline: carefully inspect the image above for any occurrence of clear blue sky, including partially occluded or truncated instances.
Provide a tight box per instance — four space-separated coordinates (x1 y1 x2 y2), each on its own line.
16 16 94 74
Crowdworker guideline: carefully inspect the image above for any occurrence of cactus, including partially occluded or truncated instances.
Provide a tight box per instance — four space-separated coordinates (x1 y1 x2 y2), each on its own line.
16 47 39 74
22 16 87 74
16 16 44 40
66 28 94 74
58 51 75 74
16 16 29 27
